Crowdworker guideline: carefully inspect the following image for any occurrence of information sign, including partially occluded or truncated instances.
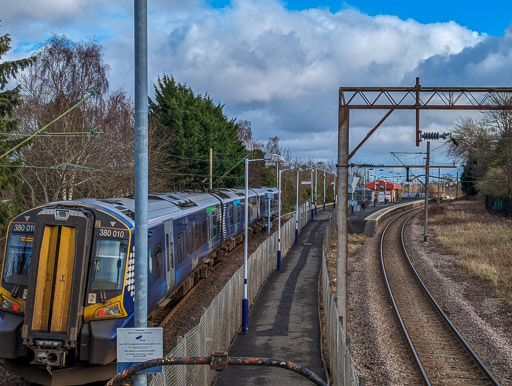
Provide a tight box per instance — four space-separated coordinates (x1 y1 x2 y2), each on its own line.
117 327 163 373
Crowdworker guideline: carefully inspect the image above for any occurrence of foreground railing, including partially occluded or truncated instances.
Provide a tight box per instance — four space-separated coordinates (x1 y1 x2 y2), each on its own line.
321 211 359 385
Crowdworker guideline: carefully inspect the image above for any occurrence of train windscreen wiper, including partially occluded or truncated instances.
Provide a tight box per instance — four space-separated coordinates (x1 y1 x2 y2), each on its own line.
11 252 31 299
93 258 107 303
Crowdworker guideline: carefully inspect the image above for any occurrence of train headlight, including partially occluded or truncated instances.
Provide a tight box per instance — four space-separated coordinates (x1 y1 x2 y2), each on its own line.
0 295 23 315
94 302 122 319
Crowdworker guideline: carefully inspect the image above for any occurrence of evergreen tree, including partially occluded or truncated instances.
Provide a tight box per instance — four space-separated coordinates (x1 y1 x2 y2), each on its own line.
0 30 33 192
0 28 33 234
149 75 246 190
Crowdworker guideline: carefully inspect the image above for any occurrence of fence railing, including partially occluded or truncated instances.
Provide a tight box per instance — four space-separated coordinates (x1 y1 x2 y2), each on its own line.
485 194 512 218
149 202 312 386
321 211 359 385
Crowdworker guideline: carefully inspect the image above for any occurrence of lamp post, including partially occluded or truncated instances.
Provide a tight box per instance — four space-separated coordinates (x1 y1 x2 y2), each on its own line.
295 167 302 245
278 166 293 271
243 153 283 334
314 168 318 215
310 168 315 220
323 169 326 210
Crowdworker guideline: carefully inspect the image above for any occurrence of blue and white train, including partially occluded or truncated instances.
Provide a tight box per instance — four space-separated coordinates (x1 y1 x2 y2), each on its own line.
0 187 279 384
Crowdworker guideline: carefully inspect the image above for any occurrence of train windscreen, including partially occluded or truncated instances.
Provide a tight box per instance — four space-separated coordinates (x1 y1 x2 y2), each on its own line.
2 234 33 288
90 239 128 293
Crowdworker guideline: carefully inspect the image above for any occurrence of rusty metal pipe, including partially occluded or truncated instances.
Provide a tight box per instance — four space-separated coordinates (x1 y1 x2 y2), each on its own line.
107 355 328 386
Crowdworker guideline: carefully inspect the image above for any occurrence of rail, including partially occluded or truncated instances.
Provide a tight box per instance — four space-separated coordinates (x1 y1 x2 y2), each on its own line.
380 209 499 385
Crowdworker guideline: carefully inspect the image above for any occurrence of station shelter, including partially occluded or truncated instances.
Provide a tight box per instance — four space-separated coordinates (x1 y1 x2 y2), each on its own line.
365 180 402 203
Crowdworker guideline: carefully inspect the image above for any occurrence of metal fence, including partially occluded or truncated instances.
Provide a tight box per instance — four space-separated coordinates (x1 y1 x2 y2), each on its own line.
321 211 359 385
150 202 312 386
485 194 512 218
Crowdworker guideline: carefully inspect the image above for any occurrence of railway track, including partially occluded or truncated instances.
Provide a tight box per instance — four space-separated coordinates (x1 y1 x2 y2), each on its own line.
380 209 500 385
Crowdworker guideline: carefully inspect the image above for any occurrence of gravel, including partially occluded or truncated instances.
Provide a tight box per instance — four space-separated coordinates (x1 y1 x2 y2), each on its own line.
346 210 512 385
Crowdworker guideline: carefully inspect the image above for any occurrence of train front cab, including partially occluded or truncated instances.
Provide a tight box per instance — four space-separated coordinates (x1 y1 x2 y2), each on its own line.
0 204 133 383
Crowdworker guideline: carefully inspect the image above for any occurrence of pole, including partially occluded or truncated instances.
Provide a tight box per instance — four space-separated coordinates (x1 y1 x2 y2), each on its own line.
337 105 349 335
243 158 249 333
295 169 299 245
278 170 282 271
456 170 459 199
323 170 326 210
310 169 314 220
315 168 318 215
437 167 441 203
267 195 271 234
209 148 213 191
424 142 430 242
276 162 279 188
374 174 377 206
134 1 148 385
363 166 366 209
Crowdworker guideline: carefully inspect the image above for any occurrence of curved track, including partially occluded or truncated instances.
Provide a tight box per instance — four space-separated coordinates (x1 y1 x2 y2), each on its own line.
380 209 500 385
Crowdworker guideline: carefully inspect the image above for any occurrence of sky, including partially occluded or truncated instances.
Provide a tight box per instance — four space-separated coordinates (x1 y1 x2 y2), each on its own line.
3 0 512 180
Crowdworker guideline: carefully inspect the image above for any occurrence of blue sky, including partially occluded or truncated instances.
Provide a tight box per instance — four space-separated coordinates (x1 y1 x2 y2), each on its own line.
210 0 512 36
4 0 512 176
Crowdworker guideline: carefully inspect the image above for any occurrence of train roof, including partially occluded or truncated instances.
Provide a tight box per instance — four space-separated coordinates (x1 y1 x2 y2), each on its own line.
29 187 277 226
76 192 220 224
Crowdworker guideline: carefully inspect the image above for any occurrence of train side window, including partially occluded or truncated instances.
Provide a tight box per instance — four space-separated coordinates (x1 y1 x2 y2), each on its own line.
186 226 193 256
177 232 184 263
194 223 202 250
229 206 234 226
212 212 218 239
154 241 163 279
202 221 207 244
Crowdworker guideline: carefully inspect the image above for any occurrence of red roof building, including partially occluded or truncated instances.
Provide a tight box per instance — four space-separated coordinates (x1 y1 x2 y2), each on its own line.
365 180 402 202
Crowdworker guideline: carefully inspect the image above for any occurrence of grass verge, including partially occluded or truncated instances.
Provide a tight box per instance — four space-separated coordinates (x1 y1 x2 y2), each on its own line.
429 200 512 305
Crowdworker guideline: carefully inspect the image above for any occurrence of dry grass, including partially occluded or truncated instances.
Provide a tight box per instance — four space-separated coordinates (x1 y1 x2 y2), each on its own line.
430 201 512 304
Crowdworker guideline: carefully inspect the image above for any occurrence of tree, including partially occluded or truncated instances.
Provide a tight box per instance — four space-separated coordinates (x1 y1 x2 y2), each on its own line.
236 120 262 151
149 75 246 190
0 27 34 240
14 36 140 207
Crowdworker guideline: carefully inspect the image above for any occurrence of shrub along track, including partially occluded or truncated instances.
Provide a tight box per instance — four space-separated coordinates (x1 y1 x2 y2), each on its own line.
380 209 499 385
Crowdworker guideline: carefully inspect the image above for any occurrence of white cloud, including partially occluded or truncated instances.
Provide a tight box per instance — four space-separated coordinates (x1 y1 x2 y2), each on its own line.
3 0 507 172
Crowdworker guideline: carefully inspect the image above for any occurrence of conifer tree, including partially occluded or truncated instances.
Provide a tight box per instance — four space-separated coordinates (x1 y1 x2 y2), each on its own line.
0 27 34 231
0 29 33 192
149 75 246 190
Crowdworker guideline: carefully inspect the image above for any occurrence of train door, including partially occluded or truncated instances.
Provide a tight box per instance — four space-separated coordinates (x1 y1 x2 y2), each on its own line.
22 208 93 366
164 220 175 293
206 206 218 248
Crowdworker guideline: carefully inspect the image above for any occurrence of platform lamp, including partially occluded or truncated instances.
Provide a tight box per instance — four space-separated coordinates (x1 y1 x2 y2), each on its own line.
277 164 293 271
295 167 303 245
243 153 283 334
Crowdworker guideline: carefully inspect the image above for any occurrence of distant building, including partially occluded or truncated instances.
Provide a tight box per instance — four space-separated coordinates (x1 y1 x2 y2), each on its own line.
365 180 402 203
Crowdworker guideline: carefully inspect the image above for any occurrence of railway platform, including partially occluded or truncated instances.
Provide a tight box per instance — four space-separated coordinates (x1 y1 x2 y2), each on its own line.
215 208 333 385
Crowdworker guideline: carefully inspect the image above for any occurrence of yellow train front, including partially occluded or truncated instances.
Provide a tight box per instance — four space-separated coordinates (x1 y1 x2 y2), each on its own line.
0 202 133 384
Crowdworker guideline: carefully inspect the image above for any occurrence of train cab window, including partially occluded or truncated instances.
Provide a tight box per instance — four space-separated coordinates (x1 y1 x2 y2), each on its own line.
194 223 202 250
186 227 193 256
90 239 128 291
177 232 184 263
2 234 33 288
153 242 163 280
